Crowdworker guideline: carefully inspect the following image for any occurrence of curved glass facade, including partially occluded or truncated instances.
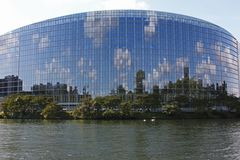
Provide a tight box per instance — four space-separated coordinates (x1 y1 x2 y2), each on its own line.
0 10 239 104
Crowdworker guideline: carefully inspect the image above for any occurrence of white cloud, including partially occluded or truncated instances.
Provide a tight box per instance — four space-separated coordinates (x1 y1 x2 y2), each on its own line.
152 68 159 80
196 41 204 54
196 56 216 85
144 12 158 39
213 42 238 70
176 57 189 79
196 56 216 75
35 58 72 85
32 33 39 43
113 48 132 90
78 57 84 75
145 58 171 89
77 57 97 80
84 12 118 47
151 58 171 81
146 73 152 89
213 42 222 61
0 33 19 72
0 33 19 55
112 72 129 91
222 47 238 69
38 36 49 50
122 82 129 91
32 34 49 51
119 73 129 91
158 58 171 74
88 69 97 80
114 48 132 70
203 74 211 85
176 57 188 70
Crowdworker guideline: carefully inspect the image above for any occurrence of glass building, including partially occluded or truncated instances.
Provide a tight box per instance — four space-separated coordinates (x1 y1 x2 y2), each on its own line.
0 10 239 106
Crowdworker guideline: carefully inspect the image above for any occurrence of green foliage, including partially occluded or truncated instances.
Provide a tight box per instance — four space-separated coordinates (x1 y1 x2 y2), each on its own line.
191 98 209 112
132 93 161 111
75 103 91 119
175 95 189 108
105 96 121 108
0 94 71 119
1 82 240 120
41 103 67 119
94 97 105 107
71 107 82 119
120 101 132 118
102 109 120 119
152 85 160 95
0 94 51 119
91 95 122 109
0 111 4 118
162 103 180 115
214 94 240 112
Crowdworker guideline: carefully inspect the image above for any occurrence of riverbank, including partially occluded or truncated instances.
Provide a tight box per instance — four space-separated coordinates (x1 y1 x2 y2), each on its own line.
1 94 240 120
1 110 240 120
77 111 240 120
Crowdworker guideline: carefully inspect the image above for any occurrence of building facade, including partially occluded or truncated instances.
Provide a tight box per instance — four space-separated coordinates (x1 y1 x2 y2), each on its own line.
0 75 22 97
0 10 239 105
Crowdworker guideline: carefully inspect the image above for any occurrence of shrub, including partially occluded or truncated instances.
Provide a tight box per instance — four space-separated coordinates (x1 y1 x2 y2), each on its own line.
0 94 51 119
102 109 120 119
41 103 67 119
162 103 180 115
120 101 132 118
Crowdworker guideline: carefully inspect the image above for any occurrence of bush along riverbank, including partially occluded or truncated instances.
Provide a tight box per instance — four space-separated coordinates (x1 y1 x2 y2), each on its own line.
0 94 70 119
1 94 240 120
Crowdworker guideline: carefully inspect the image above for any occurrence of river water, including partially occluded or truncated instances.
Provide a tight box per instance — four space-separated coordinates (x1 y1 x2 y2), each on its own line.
0 119 239 160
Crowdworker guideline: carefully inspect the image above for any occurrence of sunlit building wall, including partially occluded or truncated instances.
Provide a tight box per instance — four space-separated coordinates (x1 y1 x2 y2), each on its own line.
0 10 239 104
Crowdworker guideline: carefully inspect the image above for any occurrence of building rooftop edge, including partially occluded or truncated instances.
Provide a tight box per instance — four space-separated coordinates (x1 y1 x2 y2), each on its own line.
1 9 236 39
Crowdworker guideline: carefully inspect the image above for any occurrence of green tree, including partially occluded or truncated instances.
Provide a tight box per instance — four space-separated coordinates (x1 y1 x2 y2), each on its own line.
102 109 120 119
41 103 66 119
120 101 132 118
71 97 97 119
71 104 91 119
132 95 145 111
191 98 209 112
103 96 121 109
94 96 105 108
162 103 180 115
1 94 51 119
175 95 189 108
1 95 26 118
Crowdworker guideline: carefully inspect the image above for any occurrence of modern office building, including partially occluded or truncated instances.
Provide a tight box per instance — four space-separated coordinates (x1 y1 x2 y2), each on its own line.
0 75 22 96
0 10 239 106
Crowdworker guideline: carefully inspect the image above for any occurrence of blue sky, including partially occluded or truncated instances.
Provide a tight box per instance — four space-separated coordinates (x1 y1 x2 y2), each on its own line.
0 0 239 41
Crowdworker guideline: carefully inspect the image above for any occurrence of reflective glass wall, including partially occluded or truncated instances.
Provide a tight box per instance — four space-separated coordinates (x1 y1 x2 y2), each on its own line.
0 10 239 104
